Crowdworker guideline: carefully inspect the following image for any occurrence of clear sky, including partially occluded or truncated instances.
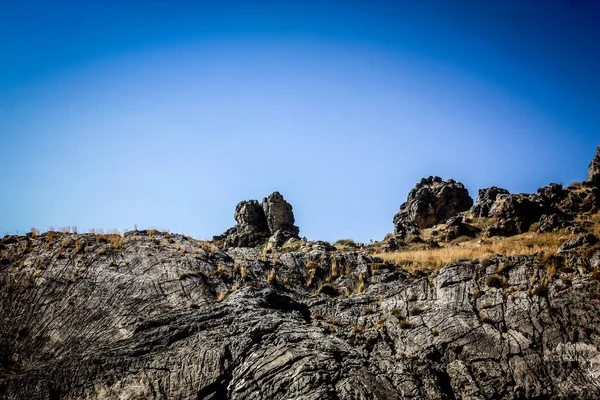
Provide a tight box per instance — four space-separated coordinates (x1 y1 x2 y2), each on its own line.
1 0 599 242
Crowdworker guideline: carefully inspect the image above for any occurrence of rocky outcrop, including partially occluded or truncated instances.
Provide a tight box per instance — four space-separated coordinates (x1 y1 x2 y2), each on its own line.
485 194 544 237
588 145 600 185
2 231 600 399
393 177 473 237
214 192 300 248
262 192 299 237
471 186 510 218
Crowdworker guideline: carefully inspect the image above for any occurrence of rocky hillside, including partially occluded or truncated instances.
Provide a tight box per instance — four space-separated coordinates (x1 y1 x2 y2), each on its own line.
1 147 600 399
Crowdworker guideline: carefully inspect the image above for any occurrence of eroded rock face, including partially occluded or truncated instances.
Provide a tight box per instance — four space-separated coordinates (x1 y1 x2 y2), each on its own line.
588 145 600 185
393 176 473 236
1 232 600 399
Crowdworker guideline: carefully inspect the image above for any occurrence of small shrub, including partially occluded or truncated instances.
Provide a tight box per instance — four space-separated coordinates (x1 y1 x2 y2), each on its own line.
355 272 365 293
352 325 365 334
399 319 412 329
431 328 439 337
266 269 276 284
376 318 386 329
318 283 339 297
332 319 343 327
391 307 402 319
215 292 228 303
532 283 549 297
312 313 325 320
409 305 424 316
334 239 356 247
486 274 507 289
364 307 375 314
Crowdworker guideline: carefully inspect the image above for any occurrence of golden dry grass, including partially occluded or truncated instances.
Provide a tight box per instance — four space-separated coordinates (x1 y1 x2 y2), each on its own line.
374 230 577 274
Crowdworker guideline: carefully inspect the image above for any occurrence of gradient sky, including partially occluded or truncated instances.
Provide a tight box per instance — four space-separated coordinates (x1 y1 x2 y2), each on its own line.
1 0 599 242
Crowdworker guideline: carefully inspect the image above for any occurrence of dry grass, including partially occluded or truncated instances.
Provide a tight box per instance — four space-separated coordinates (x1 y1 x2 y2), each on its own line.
266 269 276 284
374 230 576 274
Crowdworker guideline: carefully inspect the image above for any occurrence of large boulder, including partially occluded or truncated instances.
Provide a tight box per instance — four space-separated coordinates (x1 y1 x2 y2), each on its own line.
262 192 299 237
235 200 269 235
588 145 600 185
471 187 510 218
393 176 473 237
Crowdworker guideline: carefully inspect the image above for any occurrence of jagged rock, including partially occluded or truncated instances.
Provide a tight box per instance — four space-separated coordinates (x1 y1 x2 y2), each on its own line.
486 194 544 236
471 186 510 218
537 213 568 233
393 176 473 237
2 234 600 399
215 192 299 248
536 183 567 206
267 229 297 247
235 200 269 234
485 219 520 237
381 238 399 252
437 215 480 241
588 144 600 185
262 192 300 238
561 183 600 214
557 233 598 254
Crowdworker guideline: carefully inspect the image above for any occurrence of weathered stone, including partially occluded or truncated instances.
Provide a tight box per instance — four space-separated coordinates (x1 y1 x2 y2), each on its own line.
537 213 568 233
215 192 299 248
471 186 510 218
558 233 598 254
262 192 300 237
588 144 600 185
1 233 600 399
393 176 473 237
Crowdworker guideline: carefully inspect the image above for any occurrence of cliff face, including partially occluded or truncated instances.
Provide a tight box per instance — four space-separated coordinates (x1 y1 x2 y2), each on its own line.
1 228 600 399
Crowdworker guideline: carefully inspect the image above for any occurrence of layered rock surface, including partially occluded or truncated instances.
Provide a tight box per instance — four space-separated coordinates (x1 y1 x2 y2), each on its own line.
2 230 600 399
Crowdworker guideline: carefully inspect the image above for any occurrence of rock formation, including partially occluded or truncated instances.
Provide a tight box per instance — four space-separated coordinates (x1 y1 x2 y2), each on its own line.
471 186 510 218
588 144 600 185
393 176 473 237
5 146 600 399
214 192 299 248
2 230 600 399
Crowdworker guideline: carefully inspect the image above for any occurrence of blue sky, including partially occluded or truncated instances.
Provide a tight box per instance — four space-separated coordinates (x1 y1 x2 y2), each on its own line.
1 0 599 242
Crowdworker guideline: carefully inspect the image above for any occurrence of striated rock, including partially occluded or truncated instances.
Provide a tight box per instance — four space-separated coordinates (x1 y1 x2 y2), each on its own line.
588 144 600 185
393 176 473 237
471 186 510 218
2 234 600 399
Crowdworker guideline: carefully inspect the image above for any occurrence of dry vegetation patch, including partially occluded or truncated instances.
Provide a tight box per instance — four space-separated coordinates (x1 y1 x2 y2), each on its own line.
374 230 577 274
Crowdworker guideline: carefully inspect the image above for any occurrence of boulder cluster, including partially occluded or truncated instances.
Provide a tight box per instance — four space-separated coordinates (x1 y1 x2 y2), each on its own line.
214 192 300 248
388 145 600 242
